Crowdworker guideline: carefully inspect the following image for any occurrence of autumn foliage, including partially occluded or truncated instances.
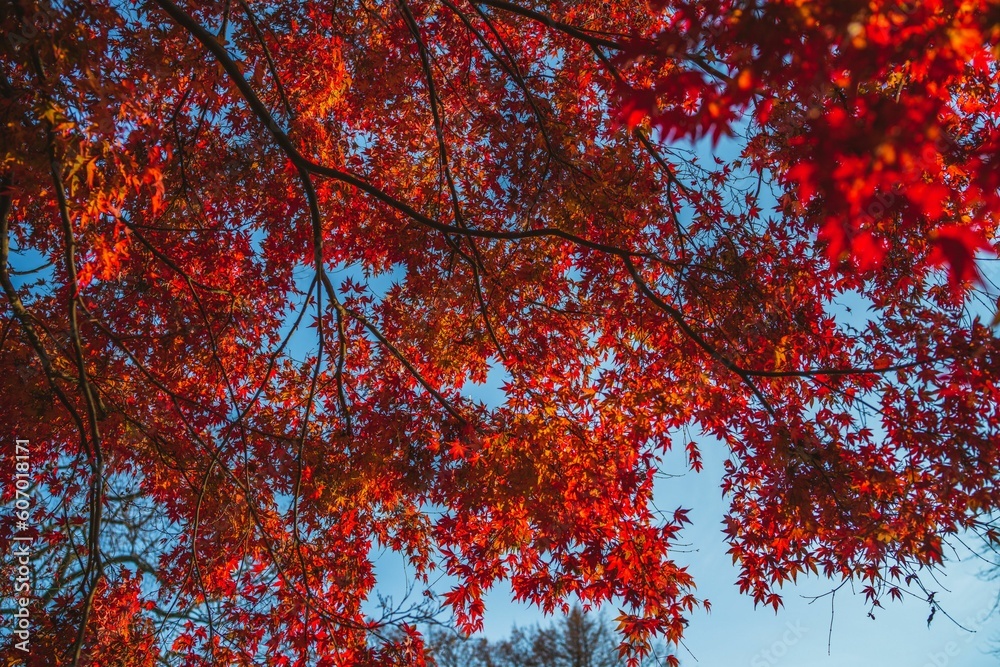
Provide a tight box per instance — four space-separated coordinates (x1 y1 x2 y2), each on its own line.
1 0 1000 664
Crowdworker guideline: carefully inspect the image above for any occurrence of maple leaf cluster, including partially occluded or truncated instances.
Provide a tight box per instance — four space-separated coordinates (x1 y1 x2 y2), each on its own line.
618 0 1000 290
1 0 998 665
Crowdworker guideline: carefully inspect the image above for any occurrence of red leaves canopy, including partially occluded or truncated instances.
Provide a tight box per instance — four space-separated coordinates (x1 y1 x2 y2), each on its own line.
1 0 998 665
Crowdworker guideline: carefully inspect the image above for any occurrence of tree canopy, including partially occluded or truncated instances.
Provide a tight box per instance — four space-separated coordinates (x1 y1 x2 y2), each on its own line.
1 0 999 665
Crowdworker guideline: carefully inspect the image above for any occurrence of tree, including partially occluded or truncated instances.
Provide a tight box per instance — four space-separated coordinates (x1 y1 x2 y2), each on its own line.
1 0 999 665
426 605 645 667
